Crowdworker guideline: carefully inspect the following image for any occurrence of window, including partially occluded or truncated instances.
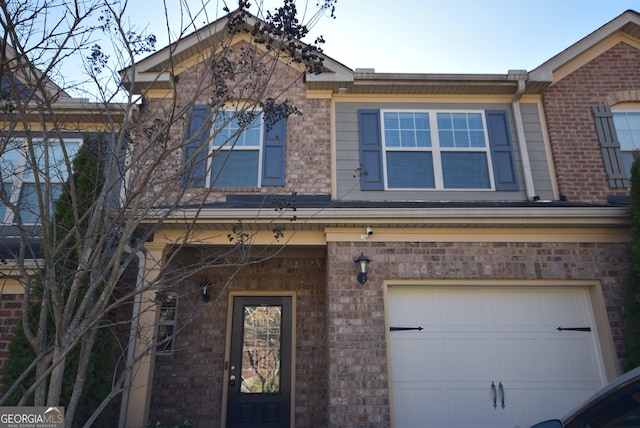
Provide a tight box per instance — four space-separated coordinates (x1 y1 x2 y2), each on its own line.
211 110 263 188
182 104 287 189
381 110 492 189
157 291 177 353
613 110 640 177
0 139 80 223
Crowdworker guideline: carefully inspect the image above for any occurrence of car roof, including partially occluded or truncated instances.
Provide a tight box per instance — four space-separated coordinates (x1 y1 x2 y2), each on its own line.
561 366 640 422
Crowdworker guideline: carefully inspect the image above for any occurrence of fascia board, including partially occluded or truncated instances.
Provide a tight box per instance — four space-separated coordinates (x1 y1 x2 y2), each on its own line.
153 206 629 228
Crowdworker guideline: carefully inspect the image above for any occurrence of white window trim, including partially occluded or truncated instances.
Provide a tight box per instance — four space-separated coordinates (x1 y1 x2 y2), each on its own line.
380 109 495 191
1 138 82 224
206 108 264 188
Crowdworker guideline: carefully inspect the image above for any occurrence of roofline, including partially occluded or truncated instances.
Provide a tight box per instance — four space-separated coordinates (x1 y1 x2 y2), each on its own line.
530 9 640 82
143 205 629 229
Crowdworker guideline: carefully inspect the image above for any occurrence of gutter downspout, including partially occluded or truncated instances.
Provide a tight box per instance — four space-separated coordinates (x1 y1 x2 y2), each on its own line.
118 244 146 428
509 70 537 201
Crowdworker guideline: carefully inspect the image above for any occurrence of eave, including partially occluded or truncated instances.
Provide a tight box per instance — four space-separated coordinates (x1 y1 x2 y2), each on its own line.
147 205 629 231
306 69 551 96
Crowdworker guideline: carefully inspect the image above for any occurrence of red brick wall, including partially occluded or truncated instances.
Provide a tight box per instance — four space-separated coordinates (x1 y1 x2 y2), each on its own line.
148 250 328 427
0 294 23 376
326 240 630 427
542 42 640 204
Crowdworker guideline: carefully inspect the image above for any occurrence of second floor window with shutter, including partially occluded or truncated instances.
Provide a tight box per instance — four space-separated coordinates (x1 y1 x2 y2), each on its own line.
612 110 640 177
211 110 263 188
382 110 492 190
182 103 287 189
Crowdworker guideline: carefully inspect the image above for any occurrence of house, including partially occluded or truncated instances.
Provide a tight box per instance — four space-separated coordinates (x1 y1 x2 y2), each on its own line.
114 8 640 428
0 7 637 428
0 41 128 382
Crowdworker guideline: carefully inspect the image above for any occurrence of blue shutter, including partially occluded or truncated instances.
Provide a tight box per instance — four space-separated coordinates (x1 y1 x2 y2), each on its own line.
592 106 628 188
182 104 210 187
486 110 519 191
358 109 384 190
262 104 286 186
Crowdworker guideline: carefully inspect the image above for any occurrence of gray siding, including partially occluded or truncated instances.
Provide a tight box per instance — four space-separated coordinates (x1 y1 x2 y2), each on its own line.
335 101 553 202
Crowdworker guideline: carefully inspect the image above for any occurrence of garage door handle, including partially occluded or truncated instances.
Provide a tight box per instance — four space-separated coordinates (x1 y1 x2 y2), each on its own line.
491 382 497 408
498 382 505 408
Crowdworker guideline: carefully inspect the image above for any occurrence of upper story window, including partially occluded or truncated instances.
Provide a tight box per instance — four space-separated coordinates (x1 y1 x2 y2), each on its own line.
211 110 263 188
182 103 287 189
612 109 640 176
357 109 519 192
0 139 80 223
382 111 492 189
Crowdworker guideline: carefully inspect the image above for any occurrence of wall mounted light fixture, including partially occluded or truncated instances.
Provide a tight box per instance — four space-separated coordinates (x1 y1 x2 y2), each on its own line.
354 252 371 284
199 279 212 302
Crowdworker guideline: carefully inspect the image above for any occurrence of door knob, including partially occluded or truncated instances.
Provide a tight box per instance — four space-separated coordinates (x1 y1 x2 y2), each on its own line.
229 374 236 386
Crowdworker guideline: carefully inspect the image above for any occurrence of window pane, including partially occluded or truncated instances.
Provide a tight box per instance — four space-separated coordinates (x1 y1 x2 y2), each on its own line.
23 141 78 182
0 182 11 221
1 141 22 181
386 151 434 188
213 111 261 148
211 150 259 188
241 305 282 394
623 151 635 176
157 325 174 352
614 112 640 149
16 183 63 223
442 152 490 189
160 293 177 322
437 112 486 149
384 112 431 148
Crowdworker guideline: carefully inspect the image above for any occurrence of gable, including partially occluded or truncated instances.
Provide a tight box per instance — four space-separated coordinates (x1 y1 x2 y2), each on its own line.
530 10 640 85
121 11 352 96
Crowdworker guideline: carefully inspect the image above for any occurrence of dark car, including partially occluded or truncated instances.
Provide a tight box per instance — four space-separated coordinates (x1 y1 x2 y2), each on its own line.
530 366 640 427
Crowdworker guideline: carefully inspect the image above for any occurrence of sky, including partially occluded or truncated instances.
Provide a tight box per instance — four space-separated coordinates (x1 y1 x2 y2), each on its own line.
124 0 640 75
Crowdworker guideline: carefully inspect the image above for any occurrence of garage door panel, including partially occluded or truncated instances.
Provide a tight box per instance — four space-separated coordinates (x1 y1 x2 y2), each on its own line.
496 337 549 377
545 337 602 379
389 286 606 428
393 383 448 428
391 337 445 380
393 382 504 428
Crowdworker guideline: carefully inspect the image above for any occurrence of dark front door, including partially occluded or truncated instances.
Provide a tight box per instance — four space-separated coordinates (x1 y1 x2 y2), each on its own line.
226 296 292 428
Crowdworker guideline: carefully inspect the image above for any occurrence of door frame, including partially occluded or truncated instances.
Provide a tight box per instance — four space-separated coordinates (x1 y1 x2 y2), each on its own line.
221 291 296 428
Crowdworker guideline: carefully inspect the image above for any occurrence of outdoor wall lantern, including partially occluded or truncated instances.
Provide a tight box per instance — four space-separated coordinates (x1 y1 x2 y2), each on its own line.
199 278 212 302
354 252 371 284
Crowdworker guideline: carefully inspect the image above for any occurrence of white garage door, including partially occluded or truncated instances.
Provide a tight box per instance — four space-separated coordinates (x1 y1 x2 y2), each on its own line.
388 286 607 428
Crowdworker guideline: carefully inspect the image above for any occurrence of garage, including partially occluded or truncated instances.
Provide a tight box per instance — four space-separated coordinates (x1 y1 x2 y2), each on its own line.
388 286 607 428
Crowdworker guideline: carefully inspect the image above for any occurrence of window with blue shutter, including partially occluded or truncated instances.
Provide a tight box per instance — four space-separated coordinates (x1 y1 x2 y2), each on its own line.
182 104 287 188
358 109 519 191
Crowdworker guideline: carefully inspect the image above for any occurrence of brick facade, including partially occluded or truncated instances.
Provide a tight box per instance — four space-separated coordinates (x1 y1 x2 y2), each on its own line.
326 239 630 427
0 294 22 375
148 250 328 427
542 42 640 204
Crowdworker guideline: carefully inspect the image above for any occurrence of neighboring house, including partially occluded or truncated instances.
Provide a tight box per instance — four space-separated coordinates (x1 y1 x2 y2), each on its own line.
0 45 127 384
0 9 637 428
